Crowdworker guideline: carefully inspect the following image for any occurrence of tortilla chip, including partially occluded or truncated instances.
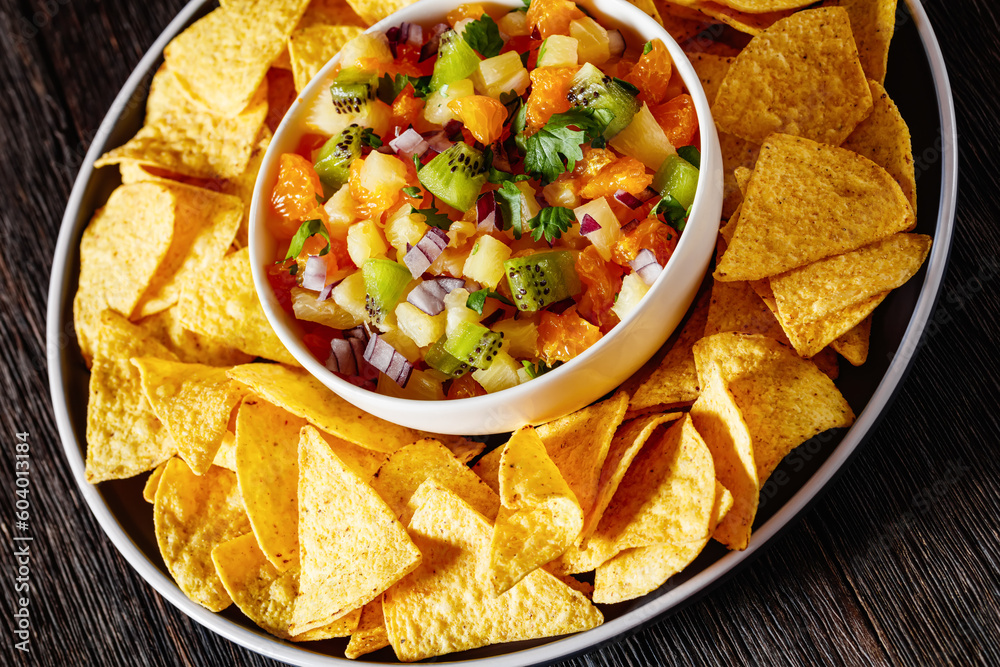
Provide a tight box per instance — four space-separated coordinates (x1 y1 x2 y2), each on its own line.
714 0 814 11
712 8 872 145
292 425 421 635
231 129 272 248
382 483 603 662
771 234 931 327
226 363 419 453
706 274 788 343
628 0 664 25
85 312 178 483
535 390 629 521
472 446 503 495
715 134 914 282
837 0 897 84
154 458 250 611
133 358 242 475
777 289 887 358
345 597 390 659
95 66 268 179
143 462 168 503
429 433 487 464
718 132 760 219
490 427 584 595
164 0 310 118
842 80 916 218
687 52 734 103
135 306 254 366
212 532 360 640
74 183 176 362
694 2 794 35
831 315 871 366
371 439 498 527
177 247 297 365
298 0 367 28
213 431 238 470
344 0 410 25
663 13 715 43
289 24 365 93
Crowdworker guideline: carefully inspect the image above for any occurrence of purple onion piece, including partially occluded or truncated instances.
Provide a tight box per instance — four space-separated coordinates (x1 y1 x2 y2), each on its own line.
477 191 498 232
614 189 644 210
406 277 465 315
403 227 449 278
419 23 450 61
326 338 358 376
344 325 369 342
608 29 626 57
443 119 463 139
580 213 601 236
407 24 423 47
318 280 336 301
301 255 327 291
423 131 454 154
364 334 413 387
389 127 429 157
629 248 663 285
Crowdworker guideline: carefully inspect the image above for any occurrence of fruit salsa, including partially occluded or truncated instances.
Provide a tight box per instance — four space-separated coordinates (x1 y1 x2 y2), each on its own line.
266 0 701 400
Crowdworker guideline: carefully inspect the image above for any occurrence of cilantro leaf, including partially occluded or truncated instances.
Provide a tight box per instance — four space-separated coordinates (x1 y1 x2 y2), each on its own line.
402 186 421 197
677 145 701 169
487 167 530 184
412 153 423 171
463 14 504 58
466 288 514 314
282 219 330 264
521 108 612 183
613 77 640 97
521 359 562 379
519 0 531 11
408 74 433 98
495 180 525 239
360 127 382 149
642 41 653 55
528 206 574 243
415 204 452 230
653 195 688 231
376 73 409 105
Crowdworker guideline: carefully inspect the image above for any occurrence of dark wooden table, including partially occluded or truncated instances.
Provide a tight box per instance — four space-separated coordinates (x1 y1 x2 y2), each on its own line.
2 0 999 664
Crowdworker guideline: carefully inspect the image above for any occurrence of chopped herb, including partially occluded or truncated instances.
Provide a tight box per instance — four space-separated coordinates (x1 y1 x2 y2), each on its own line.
677 145 701 169
519 0 531 11
360 127 382 149
412 153 423 172
466 288 514 314
402 186 421 198
521 108 612 183
495 180 525 239
487 167 530 184
376 73 409 105
528 206 574 243
537 39 548 64
408 74 433 98
642 41 653 55
315 193 325 204
415 204 452 230
521 359 562 379
520 51 530 68
463 14 504 58
653 194 688 231
613 77 640 97
282 219 330 267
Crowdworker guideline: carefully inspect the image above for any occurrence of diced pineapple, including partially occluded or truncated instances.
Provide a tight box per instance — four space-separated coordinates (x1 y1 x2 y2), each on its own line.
542 179 582 208
304 95 391 139
447 218 477 248
462 235 512 288
429 245 474 277
331 270 367 322
380 327 423 362
609 103 676 170
472 52 530 98
472 350 523 393
347 219 389 266
612 272 650 321
516 366 534 384
385 213 429 262
498 10 530 37
395 301 447 348
323 185 359 235
423 78 475 125
573 198 621 260
492 318 538 358
291 287 363 330
570 17 610 65
537 35 579 68
355 151 409 211
444 288 481 337
377 368 445 400
338 33 394 69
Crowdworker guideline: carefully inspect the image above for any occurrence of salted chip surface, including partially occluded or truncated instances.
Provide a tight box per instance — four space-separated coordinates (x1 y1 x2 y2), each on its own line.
694 2 795 36
383 484 603 662
85 312 178 483
133 358 242 474
842 80 916 217
472 445 503 495
371 439 498 527
490 427 583 595
95 66 268 179
718 131 760 219
838 0 897 84
164 0 310 118
74 183 176 361
715 134 914 282
292 425 420 635
831 315 871 366
289 24 365 93
345 597 389 660
212 532 360 640
771 286 887 358
535 390 629 520
298 0 366 28
177 247 297 365
687 52 734 103
143 462 168 503
345 0 410 25
135 306 254 366
712 7 872 145
154 458 250 611
213 431 238 471
226 363 419 453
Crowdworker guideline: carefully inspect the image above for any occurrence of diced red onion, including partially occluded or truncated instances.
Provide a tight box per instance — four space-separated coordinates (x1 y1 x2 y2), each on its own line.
407 24 423 47
443 119 463 139
420 23 450 61
614 189 644 210
390 128 429 158
580 213 601 236
318 280 336 301
301 255 327 291
344 325 369 341
326 338 358 375
424 131 454 154
364 334 413 387
403 227 449 278
477 191 499 232
608 30 626 57
406 277 465 315
630 248 663 285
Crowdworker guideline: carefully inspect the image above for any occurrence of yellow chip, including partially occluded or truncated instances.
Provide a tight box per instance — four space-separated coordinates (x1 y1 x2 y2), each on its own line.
213 431 238 470
344 0 410 25
154 458 251 611
143 462 168 503
289 24 365 93
95 66 268 179
842 80 917 218
226 363 419 453
837 0 897 84
228 128 272 248
292 425 421 636
687 51 733 104
383 483 603 662
73 183 176 362
490 427 584 595
134 306 254 367
212 532 360 640
133 357 243 474
371 439 498 527
713 0 814 12
717 132 760 219
428 433 487 464
712 7 872 145
628 0 664 25
715 134 914 282
177 247 297 365
85 312 178 483
831 315 872 366
693 1 795 35
164 0 310 118
535 390 629 520
345 597 390 660
298 0 367 28
471 445 503 495
664 14 716 44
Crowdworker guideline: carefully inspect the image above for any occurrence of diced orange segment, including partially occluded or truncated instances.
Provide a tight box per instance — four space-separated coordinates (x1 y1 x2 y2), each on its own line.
447 3 488 27
389 87 425 138
612 217 679 266
579 157 652 200
525 66 578 129
526 0 585 39
348 153 411 219
572 146 617 182
446 374 488 399
448 96 508 145
537 306 602 364
575 245 624 323
651 94 698 147
624 40 673 105
270 153 324 240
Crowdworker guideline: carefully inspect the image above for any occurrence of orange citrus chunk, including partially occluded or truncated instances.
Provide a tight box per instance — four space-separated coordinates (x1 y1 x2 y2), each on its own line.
537 306 602 364
651 94 699 148
525 66 578 129
448 96 508 145
526 0 585 39
623 40 673 105
579 157 652 200
270 153 324 240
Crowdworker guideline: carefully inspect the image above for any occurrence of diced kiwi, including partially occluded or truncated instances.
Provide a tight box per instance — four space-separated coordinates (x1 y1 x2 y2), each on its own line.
566 62 639 139
429 30 481 91
328 68 378 123
504 250 582 312
314 124 363 195
443 321 504 370
425 335 471 378
417 142 488 211
652 154 700 209
362 258 411 329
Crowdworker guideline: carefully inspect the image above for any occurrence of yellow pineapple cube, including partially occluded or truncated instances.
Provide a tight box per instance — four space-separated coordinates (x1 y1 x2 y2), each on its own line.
492 318 538 358
472 350 524 393
612 273 650 321
291 287 363 330
472 52 530 98
570 17 610 65
385 212 429 262
377 368 445 400
462 235 512 289
423 78 475 125
498 10 530 37
331 270 368 323
610 103 676 170
444 288 481 337
573 197 621 260
395 301 447 348
323 185 359 235
537 35 579 68
347 219 389 266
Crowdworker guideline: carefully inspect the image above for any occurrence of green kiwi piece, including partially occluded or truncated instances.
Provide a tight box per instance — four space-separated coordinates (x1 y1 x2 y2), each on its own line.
429 30 481 91
425 335 471 378
362 258 411 329
329 68 378 115
652 154 700 209
443 321 504 370
417 142 488 211
504 250 582 312
314 124 363 195
566 62 640 139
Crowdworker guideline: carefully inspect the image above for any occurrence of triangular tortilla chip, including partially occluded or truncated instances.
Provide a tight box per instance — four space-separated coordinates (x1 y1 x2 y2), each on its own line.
345 597 390 659
135 306 254 366
471 446 503 495
831 315 872 366
292 425 421 635
288 24 365 93
694 1 795 36
383 483 603 662
213 431 238 471
837 0 897 84
718 132 760 219
686 52 735 104
143 462 168 503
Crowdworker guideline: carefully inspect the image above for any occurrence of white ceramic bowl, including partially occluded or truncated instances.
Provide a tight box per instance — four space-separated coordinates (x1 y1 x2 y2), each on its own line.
250 0 723 435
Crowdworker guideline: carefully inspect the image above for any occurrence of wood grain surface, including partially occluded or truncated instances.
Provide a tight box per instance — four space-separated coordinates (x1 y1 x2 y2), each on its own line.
2 0 999 665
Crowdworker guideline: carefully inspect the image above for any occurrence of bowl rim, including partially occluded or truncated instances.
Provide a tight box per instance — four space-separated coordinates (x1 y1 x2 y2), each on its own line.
46 0 957 665
247 0 723 435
